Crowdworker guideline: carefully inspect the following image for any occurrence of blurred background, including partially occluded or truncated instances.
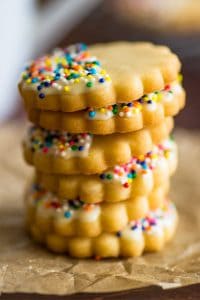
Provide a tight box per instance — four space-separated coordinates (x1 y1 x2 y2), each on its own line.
1 0 200 128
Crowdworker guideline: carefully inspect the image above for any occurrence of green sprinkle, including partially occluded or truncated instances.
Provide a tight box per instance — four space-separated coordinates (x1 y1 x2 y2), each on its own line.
106 173 113 180
86 81 93 88
71 145 78 151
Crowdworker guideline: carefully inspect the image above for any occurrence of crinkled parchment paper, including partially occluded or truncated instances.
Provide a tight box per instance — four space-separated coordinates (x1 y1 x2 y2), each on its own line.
0 122 199 295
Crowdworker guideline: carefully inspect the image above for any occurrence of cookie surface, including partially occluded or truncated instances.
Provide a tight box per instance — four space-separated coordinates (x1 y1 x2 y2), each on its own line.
23 117 173 174
19 42 181 112
26 199 178 258
36 138 177 203
26 81 185 134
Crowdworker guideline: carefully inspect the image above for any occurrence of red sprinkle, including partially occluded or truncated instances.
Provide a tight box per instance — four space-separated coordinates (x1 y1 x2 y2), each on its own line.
123 182 129 188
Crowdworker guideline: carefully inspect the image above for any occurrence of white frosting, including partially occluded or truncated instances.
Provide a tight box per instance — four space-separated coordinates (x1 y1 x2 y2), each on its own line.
22 79 111 95
86 82 183 120
144 102 157 111
121 227 143 240
77 206 101 222
25 128 93 159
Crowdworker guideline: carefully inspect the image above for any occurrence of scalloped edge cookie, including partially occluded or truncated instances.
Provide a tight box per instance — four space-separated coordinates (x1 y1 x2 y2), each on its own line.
35 138 177 203
26 83 185 134
26 201 178 258
25 182 171 237
19 42 181 112
23 117 173 174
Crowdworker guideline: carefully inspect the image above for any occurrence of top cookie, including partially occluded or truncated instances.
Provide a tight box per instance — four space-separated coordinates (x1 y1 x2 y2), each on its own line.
19 42 181 112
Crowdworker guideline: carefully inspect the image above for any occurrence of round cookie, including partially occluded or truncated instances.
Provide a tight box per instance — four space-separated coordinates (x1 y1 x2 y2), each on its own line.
23 117 173 175
19 42 181 112
35 138 177 203
25 182 172 238
27 80 185 134
26 201 178 258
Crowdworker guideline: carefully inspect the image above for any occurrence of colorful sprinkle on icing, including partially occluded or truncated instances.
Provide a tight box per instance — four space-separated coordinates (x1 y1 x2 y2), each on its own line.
116 202 176 238
28 184 176 236
29 185 100 222
26 126 92 158
86 81 183 120
99 139 176 187
20 43 111 98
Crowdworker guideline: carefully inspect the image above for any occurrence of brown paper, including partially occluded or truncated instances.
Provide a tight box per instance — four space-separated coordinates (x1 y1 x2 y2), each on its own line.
0 122 199 295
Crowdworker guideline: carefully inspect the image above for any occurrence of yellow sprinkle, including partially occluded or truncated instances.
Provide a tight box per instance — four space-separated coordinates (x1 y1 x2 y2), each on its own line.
128 178 132 183
100 69 106 75
178 74 183 83
87 75 93 79
45 76 52 81
105 75 111 81
157 93 163 101
74 79 80 83
143 96 148 101
133 107 141 114
152 94 158 101
26 78 31 84
61 58 66 64
164 151 170 158
100 108 105 113
64 86 70 92
45 59 51 67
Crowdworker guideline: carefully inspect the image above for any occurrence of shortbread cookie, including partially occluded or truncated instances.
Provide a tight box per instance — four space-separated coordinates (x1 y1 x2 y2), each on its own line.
23 117 173 174
25 182 172 237
35 138 177 203
26 200 178 258
19 42 181 112
26 80 185 134
114 0 200 34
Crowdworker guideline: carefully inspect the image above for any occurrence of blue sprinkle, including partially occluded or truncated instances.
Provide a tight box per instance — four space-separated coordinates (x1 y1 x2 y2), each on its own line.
89 68 97 75
78 146 84 151
116 231 121 237
127 102 133 107
64 211 71 218
31 78 39 83
39 93 45 99
44 81 50 87
89 111 96 118
54 73 60 80
37 85 42 91
131 225 138 230
127 173 133 178
99 78 105 83
141 161 148 169
99 173 106 180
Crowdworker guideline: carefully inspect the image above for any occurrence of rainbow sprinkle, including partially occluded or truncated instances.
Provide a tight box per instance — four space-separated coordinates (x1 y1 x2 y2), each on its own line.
30 184 98 220
99 138 175 188
21 43 111 99
29 184 175 235
116 202 175 237
87 81 182 120
26 126 92 158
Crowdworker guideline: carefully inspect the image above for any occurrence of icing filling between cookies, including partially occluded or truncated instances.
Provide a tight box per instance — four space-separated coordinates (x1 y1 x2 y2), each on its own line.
20 43 111 97
25 127 92 159
27 183 176 240
117 203 177 240
99 138 176 187
86 81 183 120
28 185 101 223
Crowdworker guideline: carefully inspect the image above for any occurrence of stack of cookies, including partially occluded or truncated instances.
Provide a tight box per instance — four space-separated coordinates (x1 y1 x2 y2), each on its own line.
19 42 185 258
